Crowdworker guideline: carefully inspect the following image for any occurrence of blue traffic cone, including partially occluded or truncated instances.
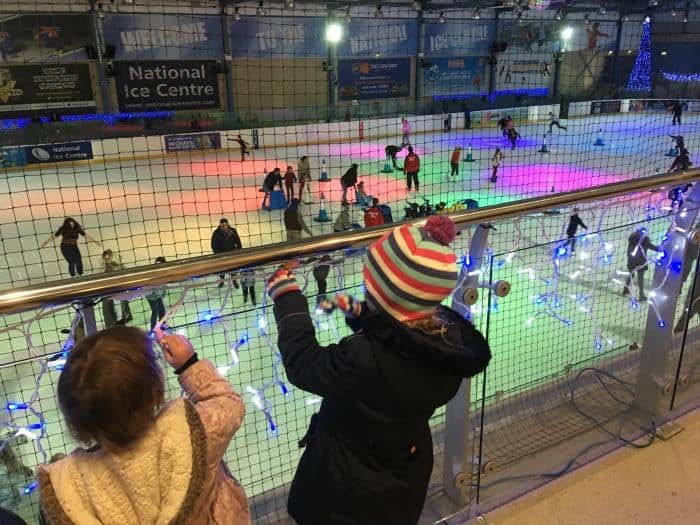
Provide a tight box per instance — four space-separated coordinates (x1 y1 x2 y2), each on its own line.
666 146 679 157
539 134 549 153
319 159 330 181
381 156 394 173
594 129 605 147
464 144 476 162
313 192 331 222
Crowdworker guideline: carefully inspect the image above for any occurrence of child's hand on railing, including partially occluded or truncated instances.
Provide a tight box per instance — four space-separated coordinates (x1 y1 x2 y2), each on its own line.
266 262 301 300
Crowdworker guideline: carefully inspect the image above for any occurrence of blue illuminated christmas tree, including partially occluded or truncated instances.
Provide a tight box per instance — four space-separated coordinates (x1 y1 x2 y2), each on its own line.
627 17 652 92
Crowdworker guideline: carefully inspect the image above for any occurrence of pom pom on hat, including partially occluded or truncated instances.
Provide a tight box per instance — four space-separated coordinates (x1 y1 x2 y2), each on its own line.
422 215 456 246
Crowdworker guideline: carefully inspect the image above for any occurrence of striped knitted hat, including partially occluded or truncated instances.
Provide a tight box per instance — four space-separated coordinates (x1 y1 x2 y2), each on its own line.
363 215 458 322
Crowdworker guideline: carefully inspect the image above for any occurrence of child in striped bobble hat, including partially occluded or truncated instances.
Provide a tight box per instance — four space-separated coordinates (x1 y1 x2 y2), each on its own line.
266 215 491 525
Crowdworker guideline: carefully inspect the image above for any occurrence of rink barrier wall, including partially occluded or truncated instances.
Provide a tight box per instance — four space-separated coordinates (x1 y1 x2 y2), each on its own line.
1 99 697 175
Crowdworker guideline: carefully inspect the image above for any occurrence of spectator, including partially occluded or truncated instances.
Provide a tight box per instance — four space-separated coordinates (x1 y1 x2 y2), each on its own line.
284 198 312 241
40 217 100 277
38 326 250 525
442 106 451 132
284 165 297 202
211 218 243 288
101 250 132 327
623 228 661 302
144 256 168 330
334 200 352 232
364 198 386 228
341 163 359 203
401 117 411 144
404 146 421 192
261 168 283 209
265 215 490 525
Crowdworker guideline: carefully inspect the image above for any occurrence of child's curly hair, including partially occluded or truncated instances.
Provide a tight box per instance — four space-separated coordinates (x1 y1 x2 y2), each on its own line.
57 326 164 450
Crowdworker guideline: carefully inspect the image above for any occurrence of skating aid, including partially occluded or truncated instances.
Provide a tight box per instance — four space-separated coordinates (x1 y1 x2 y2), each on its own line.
594 129 605 147
539 134 549 154
464 144 475 162
313 192 331 222
319 159 330 182
666 147 679 157
381 156 394 173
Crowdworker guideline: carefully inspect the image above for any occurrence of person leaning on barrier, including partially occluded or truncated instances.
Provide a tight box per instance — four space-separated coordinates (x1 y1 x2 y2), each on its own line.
37 326 251 525
265 215 491 525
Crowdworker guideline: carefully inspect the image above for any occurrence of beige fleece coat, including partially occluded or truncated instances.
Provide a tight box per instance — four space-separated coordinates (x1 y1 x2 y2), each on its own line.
38 360 250 525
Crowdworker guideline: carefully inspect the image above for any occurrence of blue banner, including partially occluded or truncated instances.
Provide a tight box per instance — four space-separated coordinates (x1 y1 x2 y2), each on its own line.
338 19 418 57
164 132 221 152
0 146 27 168
423 57 488 97
337 58 411 100
423 22 494 55
103 14 223 60
25 141 93 163
229 17 325 57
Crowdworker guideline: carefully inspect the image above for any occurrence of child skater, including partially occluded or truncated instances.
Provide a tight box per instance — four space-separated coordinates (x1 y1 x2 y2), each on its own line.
144 256 168 330
490 147 504 183
566 207 587 254
231 134 250 161
284 165 297 202
266 215 491 525
40 217 100 277
241 268 257 306
37 326 251 524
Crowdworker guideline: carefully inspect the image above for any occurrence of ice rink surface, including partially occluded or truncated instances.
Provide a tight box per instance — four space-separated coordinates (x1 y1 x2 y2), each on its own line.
1 111 698 521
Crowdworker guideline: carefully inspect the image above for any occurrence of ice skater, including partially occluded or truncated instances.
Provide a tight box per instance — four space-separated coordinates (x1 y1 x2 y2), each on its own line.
341 163 359 203
670 100 683 125
40 217 101 277
623 228 661 301
566 208 587 254
490 148 504 183
312 255 332 301
401 117 411 145
144 256 167 330
548 112 567 133
385 143 406 168
101 249 133 327
450 147 462 177
355 180 369 207
298 156 312 202
284 165 297 202
211 218 243 288
506 127 521 150
442 107 451 132
240 268 257 306
230 134 250 161
669 134 685 151
261 168 283 209
669 148 692 173
404 146 420 192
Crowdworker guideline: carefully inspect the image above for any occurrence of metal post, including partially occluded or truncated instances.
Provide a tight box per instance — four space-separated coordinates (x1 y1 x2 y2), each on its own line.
220 6 235 115
328 45 338 121
92 10 112 114
443 224 491 503
609 13 624 87
634 184 700 419
552 51 563 100
488 14 500 100
80 302 98 336
415 17 425 114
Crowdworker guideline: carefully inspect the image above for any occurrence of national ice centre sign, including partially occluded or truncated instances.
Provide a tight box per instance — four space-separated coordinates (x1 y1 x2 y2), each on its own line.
115 60 220 111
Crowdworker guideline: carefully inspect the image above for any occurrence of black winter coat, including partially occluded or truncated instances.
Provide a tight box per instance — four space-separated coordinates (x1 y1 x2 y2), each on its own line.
626 231 659 271
341 166 358 187
273 292 491 525
566 213 587 237
211 227 242 253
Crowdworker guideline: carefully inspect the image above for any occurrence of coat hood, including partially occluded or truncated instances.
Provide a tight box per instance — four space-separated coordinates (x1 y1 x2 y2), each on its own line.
358 305 491 410
38 399 206 525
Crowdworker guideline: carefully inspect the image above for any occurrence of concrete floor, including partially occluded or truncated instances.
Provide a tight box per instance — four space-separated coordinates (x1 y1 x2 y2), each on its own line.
485 408 700 525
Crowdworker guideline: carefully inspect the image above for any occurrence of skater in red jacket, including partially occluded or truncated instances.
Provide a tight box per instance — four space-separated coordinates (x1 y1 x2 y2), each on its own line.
404 146 420 192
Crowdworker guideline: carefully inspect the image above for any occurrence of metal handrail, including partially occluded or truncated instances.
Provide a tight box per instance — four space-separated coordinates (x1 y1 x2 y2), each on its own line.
0 170 698 315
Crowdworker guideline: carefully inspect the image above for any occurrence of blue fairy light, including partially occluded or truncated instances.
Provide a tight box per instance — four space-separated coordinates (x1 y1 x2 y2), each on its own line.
7 402 28 411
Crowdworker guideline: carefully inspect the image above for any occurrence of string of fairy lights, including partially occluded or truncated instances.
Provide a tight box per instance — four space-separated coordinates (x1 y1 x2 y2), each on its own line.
1 189 696 502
